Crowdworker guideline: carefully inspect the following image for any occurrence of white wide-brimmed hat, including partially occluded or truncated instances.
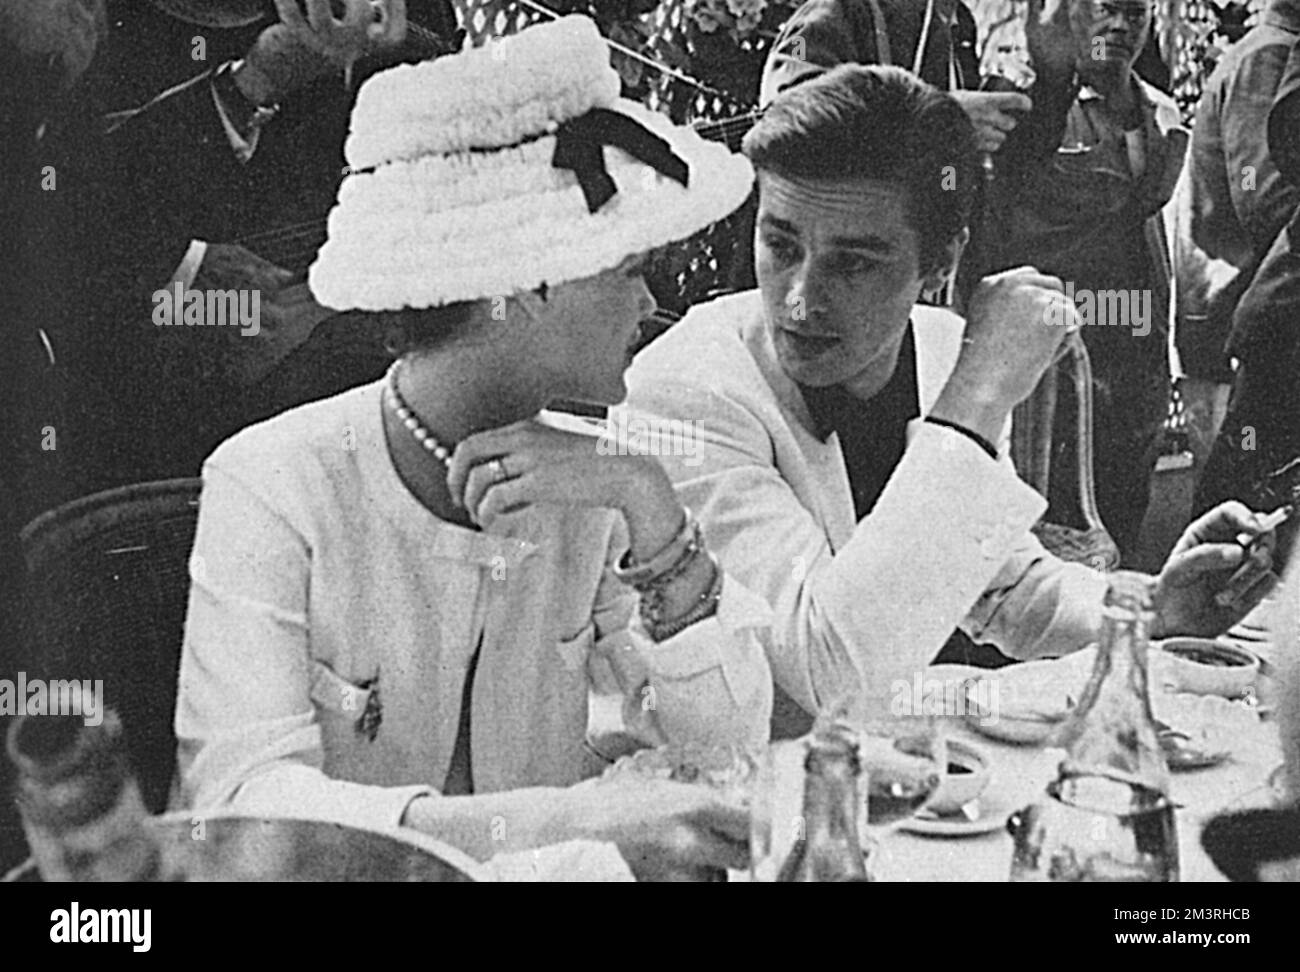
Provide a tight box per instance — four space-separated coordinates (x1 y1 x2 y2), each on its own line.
308 15 755 311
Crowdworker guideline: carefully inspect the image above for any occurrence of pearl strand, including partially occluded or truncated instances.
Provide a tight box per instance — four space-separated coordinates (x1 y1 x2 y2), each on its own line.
385 362 453 469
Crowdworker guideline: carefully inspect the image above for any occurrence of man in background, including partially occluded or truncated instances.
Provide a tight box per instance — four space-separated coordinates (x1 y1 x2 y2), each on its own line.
762 0 1033 158
1194 38 1300 519
2 0 415 521
622 66 1276 734
1181 0 1300 514
980 0 1186 563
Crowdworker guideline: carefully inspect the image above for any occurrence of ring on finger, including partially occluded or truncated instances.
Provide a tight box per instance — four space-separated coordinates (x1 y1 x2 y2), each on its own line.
488 457 509 485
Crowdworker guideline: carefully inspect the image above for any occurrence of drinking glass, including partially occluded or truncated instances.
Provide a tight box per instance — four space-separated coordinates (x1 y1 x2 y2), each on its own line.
748 701 946 881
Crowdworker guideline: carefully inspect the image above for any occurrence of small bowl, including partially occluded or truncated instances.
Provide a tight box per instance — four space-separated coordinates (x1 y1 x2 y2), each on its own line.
1155 638 1261 698
925 739 992 816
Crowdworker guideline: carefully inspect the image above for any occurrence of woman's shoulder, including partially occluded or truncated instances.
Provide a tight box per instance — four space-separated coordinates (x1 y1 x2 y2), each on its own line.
203 381 382 497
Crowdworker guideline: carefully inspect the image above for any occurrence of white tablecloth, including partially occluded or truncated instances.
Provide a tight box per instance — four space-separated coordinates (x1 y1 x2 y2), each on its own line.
870 663 1282 882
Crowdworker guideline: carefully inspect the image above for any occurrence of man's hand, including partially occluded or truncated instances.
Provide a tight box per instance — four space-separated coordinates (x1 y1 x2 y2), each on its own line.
192 241 295 294
1025 0 1078 80
231 282 333 385
950 90 1033 154
189 243 331 386
929 267 1075 447
237 0 408 106
1151 501 1280 639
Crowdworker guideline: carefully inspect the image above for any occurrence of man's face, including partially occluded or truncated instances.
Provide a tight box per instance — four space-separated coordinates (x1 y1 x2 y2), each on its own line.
754 170 935 393
1070 0 1151 80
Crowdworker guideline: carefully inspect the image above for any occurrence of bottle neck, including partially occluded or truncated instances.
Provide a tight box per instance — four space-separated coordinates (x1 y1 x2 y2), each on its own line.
1058 574 1169 793
803 763 860 844
802 747 868 861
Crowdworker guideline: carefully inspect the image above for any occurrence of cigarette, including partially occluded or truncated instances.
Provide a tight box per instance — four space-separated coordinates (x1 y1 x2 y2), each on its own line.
1234 505 1292 549
1215 505 1292 608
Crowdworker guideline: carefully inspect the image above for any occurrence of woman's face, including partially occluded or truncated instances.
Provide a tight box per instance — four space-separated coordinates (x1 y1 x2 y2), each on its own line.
536 255 656 405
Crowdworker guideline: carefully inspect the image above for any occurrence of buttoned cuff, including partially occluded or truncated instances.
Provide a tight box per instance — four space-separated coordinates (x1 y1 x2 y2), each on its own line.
171 239 208 289
638 572 772 692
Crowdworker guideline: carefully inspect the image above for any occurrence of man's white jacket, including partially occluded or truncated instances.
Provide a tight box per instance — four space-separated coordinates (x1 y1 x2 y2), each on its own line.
619 291 1108 727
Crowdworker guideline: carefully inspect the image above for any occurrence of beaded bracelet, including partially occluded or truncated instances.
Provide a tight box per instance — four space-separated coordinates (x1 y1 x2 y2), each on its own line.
637 542 705 628
643 554 725 642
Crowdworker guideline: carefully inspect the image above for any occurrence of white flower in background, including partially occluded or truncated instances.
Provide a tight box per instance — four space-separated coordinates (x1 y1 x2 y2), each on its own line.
725 0 767 18
686 0 769 39
693 8 721 31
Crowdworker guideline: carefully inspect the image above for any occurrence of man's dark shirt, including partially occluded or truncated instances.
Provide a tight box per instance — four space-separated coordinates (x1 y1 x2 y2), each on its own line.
797 325 1007 665
799 325 919 520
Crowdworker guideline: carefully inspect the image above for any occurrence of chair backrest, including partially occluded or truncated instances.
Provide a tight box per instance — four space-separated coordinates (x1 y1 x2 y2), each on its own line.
17 479 201 813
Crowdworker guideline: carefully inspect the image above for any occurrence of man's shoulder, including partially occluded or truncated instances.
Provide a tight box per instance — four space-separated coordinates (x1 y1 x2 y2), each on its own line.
631 291 766 384
910 304 966 395
626 291 785 430
912 303 965 333
1209 22 1300 88
911 304 966 356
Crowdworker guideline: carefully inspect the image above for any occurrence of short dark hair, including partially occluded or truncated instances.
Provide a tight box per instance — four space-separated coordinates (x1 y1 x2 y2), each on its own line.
379 301 479 358
743 64 980 271
378 282 555 357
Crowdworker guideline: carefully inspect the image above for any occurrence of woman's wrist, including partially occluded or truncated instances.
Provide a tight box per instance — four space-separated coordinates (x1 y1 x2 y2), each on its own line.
620 460 686 563
642 553 723 641
646 548 719 623
402 788 582 861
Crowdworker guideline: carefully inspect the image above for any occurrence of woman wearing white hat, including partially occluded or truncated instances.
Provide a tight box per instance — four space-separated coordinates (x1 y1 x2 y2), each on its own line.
174 16 771 879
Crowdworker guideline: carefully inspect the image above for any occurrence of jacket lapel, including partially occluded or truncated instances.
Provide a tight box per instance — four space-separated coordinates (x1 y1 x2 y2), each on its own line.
741 305 969 551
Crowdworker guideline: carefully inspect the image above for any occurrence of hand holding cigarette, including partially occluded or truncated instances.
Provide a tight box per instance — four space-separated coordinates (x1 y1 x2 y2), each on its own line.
1151 501 1282 640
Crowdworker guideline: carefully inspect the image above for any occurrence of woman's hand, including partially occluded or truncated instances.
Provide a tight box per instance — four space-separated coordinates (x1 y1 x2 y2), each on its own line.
1151 501 1280 640
446 419 684 558
402 779 750 880
567 777 750 881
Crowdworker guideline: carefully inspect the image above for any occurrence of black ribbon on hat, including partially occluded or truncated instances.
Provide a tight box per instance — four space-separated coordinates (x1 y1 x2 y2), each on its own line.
552 108 690 214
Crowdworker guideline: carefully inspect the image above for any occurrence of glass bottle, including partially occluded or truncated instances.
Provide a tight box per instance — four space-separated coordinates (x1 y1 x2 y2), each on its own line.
776 725 870 882
1008 571 1179 882
7 710 160 882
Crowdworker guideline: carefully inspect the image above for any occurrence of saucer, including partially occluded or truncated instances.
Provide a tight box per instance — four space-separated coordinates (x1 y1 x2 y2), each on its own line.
898 790 1013 838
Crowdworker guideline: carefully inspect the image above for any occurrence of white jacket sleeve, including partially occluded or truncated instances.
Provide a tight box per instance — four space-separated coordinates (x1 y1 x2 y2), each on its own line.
619 381 1104 716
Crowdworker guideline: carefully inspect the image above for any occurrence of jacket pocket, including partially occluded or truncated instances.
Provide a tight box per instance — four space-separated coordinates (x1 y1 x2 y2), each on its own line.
308 661 381 746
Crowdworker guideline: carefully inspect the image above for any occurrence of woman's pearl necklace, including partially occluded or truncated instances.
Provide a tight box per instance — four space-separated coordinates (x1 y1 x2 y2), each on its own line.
385 362 453 470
